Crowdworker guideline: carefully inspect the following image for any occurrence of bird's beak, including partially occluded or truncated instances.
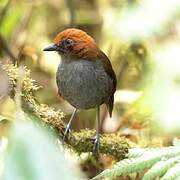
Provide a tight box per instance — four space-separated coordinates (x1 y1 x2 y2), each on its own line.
43 44 58 51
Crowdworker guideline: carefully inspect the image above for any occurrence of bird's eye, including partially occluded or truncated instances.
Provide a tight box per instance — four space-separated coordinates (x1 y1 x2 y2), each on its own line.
62 39 74 47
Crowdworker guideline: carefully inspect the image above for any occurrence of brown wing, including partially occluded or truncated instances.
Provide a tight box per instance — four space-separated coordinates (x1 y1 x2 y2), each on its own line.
97 50 117 117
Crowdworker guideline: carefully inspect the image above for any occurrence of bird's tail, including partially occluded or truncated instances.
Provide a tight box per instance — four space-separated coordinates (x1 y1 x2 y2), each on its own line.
106 95 114 117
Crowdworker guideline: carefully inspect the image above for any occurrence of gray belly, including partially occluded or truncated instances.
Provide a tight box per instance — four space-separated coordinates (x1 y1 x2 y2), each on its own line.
56 59 113 109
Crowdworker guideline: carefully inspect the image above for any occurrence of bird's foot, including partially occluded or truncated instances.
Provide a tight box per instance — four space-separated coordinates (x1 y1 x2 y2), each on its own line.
93 136 100 155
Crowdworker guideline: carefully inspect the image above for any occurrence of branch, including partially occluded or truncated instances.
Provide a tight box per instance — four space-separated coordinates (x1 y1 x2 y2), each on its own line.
0 34 17 64
66 0 76 27
2 64 129 160
0 0 12 26
0 0 17 64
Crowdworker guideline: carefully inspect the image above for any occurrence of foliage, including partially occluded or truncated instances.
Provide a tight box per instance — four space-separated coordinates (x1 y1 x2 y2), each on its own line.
93 139 180 179
0 0 180 179
3 117 81 180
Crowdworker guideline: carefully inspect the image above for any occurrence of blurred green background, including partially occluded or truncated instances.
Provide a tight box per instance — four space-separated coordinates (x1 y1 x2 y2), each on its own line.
0 0 180 179
0 0 149 135
1 0 180 142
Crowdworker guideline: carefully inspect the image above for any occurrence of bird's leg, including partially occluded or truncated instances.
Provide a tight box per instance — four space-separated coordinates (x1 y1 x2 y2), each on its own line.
63 108 77 143
93 106 100 155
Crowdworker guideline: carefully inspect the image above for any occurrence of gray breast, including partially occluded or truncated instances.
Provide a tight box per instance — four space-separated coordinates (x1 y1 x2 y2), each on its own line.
56 59 113 109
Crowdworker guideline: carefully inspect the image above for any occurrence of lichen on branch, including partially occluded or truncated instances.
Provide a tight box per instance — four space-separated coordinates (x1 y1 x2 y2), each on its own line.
2 63 129 160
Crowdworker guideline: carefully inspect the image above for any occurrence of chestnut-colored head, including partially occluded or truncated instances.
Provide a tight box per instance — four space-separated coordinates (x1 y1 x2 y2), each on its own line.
43 28 99 59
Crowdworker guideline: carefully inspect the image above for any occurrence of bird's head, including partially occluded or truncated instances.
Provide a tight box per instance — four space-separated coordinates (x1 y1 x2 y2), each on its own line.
43 28 99 60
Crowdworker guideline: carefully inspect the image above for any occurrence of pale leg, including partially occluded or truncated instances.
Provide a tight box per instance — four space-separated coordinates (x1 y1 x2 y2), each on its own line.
63 108 77 142
93 106 100 154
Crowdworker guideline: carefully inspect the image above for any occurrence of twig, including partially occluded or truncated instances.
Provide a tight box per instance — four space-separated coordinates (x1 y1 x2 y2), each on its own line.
3 64 129 160
66 0 76 27
11 4 34 46
0 34 17 64
0 0 12 26
0 0 17 64
117 58 128 82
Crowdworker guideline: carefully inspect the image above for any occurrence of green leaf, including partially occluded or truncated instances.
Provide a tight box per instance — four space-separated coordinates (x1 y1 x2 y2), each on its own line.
0 115 10 124
161 162 180 180
0 115 8 121
0 0 8 7
142 156 180 180
3 120 81 180
93 146 180 180
0 6 22 38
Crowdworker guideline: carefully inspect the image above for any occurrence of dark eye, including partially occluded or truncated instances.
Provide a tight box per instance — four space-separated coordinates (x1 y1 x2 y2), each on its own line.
62 39 74 47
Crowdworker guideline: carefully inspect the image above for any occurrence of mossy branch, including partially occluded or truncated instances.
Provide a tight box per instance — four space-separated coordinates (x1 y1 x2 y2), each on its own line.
2 64 129 160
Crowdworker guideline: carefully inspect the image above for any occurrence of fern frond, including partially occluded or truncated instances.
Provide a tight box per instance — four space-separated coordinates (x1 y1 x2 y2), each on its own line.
128 148 148 158
142 156 180 180
128 146 180 158
161 162 180 180
93 142 180 180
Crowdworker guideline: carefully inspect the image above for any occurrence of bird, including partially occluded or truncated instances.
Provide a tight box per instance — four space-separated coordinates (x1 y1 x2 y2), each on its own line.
43 28 116 154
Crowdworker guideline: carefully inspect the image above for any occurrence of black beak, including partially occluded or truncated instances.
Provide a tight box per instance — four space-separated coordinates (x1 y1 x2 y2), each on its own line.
43 44 58 51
